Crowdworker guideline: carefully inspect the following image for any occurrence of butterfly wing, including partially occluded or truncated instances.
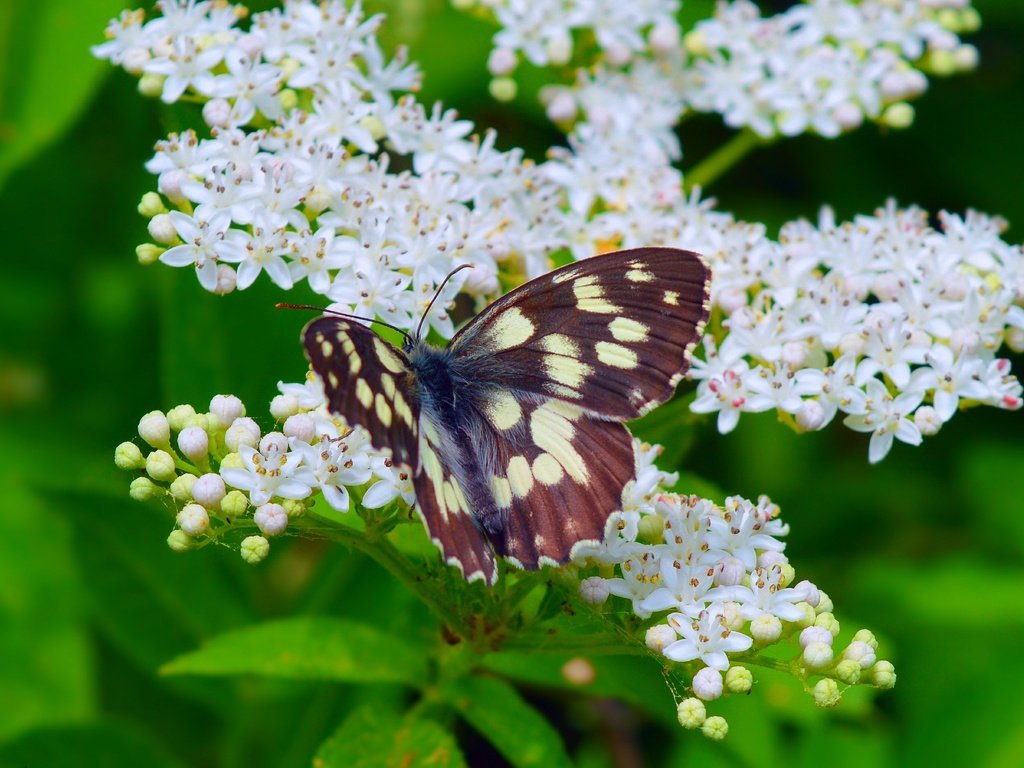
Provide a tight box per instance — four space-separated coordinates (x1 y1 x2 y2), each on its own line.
449 248 710 568
451 247 710 419
303 317 497 584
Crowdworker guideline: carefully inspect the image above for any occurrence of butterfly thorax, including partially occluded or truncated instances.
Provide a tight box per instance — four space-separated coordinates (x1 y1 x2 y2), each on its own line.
406 339 505 534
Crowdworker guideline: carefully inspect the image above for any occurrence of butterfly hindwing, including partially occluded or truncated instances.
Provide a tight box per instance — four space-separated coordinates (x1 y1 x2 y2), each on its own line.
303 317 419 467
451 247 710 419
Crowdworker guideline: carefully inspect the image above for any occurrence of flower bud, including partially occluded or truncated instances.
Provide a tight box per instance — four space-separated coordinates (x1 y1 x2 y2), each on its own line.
148 213 178 245
724 666 752 694
214 264 237 295
842 640 877 669
833 102 863 132
304 183 332 214
122 46 150 75
136 243 164 264
487 46 517 76
790 602 815 628
282 498 306 518
719 601 745 631
167 529 193 552
814 611 840 636
914 405 941 436
649 21 681 53
270 393 299 420
950 328 980 355
220 452 244 470
881 102 914 130
636 513 663 544
167 404 198 431
701 715 728 741
793 580 821 607
202 97 233 128
834 659 861 685
169 472 197 501
868 660 897 689
683 29 708 57
226 417 261 451
260 431 289 455
158 169 189 204
853 628 878 649
545 35 572 66
795 399 827 431
240 535 270 564
799 625 833 649
139 73 165 98
676 697 706 729
146 450 177 482
692 667 723 701
254 502 289 536
544 89 577 124
645 624 677 653
488 77 517 103
815 590 834 614
750 613 782 643
758 550 787 569
192 473 226 509
177 426 209 462
115 442 146 470
137 191 167 218
803 641 834 670
209 394 245 427
813 678 841 707
283 413 316 443
561 658 595 686
177 503 210 536
714 557 745 586
139 410 170 448
220 489 249 518
1005 327 1024 354
129 476 160 501
579 576 610 605
603 40 632 66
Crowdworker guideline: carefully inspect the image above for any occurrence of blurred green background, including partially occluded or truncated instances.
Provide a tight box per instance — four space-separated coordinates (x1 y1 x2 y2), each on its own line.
1 1 1022 766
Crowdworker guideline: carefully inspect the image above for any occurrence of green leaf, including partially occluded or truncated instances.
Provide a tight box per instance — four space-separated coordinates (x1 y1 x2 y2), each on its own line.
482 653 677 728
162 617 429 686
0 0 124 188
315 706 466 768
442 675 573 768
0 722 185 768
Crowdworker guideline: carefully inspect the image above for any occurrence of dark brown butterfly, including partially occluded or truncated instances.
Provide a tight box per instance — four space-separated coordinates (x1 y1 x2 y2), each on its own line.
303 247 710 584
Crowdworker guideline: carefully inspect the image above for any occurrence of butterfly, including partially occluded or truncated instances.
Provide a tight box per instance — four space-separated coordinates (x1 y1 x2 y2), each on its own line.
302 247 710 584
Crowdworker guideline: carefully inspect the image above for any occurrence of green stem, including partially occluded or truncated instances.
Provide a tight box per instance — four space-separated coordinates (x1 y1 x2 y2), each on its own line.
501 633 651 656
684 128 767 192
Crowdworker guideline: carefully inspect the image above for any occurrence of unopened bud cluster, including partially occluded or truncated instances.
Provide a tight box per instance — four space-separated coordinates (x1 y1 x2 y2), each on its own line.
115 381 413 563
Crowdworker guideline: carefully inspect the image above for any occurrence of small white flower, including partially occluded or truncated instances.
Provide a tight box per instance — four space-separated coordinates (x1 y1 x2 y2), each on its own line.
664 610 753 670
220 443 313 506
842 378 924 463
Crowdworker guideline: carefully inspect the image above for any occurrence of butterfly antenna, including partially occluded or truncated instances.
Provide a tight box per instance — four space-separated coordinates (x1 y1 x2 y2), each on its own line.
276 302 412 346
415 264 474 341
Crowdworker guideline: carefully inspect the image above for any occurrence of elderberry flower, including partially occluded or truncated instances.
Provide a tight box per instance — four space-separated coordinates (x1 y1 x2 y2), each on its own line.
220 442 313 506
664 610 753 670
692 667 723 701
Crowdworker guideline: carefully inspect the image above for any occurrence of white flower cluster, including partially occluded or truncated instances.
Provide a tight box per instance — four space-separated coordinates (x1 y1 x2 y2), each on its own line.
575 457 895 706
690 202 1024 462
114 384 415 563
473 0 680 73
682 0 980 138
95 0 570 337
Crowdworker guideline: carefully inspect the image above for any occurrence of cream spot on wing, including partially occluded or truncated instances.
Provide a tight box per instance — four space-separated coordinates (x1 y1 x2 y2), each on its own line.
573 276 621 313
609 317 648 343
375 393 393 427
552 266 582 284
490 475 512 509
420 440 448 521
484 391 522 431
327 371 339 388
380 372 396 399
320 340 333 357
596 341 639 369
482 306 535 350
547 383 582 400
507 455 534 497
355 378 373 409
539 333 580 357
348 354 362 375
543 354 592 389
443 480 460 513
529 402 588 483
422 419 442 446
626 268 655 283
533 534 546 551
663 290 680 306
532 452 564 485
372 337 406 374
393 390 414 426
452 481 470 514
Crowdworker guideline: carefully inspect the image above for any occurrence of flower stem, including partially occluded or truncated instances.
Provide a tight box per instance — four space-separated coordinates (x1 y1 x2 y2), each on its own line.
684 128 767 191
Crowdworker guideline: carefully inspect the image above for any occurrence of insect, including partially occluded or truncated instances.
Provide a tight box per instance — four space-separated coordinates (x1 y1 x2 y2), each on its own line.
302 247 710 584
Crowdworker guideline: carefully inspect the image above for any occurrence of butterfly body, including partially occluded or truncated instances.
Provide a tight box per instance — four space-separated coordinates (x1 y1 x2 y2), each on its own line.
304 247 711 584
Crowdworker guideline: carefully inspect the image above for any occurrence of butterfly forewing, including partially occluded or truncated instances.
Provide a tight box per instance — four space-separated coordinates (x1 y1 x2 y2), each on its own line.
451 248 710 419
303 318 419 467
